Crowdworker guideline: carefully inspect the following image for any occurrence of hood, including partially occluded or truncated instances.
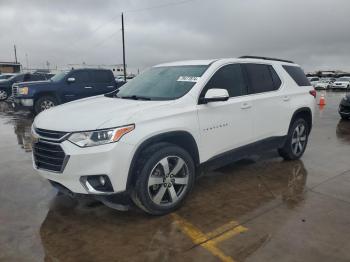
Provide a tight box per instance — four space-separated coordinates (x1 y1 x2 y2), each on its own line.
0 79 11 87
16 80 51 87
34 96 174 132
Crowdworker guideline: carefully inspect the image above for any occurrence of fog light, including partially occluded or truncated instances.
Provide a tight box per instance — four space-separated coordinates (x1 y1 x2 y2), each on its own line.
99 176 106 186
80 175 114 194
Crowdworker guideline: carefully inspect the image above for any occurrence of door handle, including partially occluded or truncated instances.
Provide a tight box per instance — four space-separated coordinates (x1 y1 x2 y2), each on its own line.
84 86 93 89
240 102 252 109
107 85 114 88
283 96 290 102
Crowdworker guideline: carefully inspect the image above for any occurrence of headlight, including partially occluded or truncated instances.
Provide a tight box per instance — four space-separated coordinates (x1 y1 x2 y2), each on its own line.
18 87 29 95
68 124 135 147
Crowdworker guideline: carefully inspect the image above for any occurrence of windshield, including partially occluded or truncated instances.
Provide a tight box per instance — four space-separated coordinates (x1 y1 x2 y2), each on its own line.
51 71 68 82
117 65 208 100
338 77 350 82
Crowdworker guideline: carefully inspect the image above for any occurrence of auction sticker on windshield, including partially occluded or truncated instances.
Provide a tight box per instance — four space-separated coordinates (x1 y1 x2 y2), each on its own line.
177 76 200 82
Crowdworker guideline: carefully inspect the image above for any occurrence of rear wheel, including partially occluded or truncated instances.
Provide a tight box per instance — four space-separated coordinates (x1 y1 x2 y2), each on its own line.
0 89 8 101
132 143 195 215
34 95 58 114
279 118 309 160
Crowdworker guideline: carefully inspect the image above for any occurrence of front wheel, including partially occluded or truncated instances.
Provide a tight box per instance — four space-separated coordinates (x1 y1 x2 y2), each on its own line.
34 96 58 114
278 118 309 160
132 143 195 215
0 89 8 101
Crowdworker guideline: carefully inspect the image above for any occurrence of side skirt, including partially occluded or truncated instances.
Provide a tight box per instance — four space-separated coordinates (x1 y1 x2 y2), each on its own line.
199 136 287 173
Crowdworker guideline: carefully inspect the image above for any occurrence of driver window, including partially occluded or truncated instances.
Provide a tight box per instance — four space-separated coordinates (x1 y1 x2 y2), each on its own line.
70 71 90 83
201 64 247 99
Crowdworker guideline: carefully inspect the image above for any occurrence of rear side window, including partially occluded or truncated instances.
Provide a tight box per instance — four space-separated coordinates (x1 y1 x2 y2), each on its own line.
244 64 281 94
202 64 247 98
93 70 113 83
283 65 310 86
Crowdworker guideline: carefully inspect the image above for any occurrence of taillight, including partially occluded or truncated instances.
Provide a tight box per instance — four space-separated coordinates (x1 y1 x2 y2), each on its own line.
309 89 317 98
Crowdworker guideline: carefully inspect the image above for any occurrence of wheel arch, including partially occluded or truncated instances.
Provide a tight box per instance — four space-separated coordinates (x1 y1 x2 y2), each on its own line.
34 91 61 104
289 107 313 134
126 131 200 190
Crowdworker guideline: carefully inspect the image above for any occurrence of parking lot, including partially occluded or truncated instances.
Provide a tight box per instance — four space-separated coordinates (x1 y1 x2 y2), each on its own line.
0 91 349 262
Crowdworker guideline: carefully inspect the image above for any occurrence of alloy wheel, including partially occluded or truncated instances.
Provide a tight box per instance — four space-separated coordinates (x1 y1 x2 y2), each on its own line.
40 100 55 111
291 123 307 156
147 156 189 206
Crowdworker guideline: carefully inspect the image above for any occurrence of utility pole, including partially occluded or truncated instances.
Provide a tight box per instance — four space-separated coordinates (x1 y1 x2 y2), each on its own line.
25 53 29 70
121 12 127 82
14 44 18 63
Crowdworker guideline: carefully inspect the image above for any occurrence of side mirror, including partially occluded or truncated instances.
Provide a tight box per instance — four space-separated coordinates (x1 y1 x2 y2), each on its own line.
200 88 229 104
67 77 75 83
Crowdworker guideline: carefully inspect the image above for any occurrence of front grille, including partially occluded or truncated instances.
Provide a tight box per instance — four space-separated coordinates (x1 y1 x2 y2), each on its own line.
35 128 68 141
12 85 19 97
33 141 68 172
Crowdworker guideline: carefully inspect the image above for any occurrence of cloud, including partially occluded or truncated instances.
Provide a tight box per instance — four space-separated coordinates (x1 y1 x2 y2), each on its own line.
1 0 350 72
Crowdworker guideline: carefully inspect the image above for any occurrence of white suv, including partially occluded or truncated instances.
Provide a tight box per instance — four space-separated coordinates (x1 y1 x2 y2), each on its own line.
32 56 315 215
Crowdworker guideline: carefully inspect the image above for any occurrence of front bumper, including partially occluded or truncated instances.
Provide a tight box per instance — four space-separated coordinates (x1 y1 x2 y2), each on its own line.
339 103 350 116
332 85 348 89
34 139 135 195
12 98 34 110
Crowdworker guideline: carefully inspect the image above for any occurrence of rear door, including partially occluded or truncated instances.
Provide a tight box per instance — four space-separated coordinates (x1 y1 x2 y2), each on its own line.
197 63 254 161
90 70 116 95
62 70 92 102
242 63 290 140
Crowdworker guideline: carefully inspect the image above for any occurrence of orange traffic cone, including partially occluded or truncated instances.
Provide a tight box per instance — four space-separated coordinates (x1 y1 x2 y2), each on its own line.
318 94 326 106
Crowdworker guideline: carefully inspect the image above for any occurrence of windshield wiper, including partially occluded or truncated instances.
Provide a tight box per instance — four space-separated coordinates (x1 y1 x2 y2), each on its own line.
120 95 151 100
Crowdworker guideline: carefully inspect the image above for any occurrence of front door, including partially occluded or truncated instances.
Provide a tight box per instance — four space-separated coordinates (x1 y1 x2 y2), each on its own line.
62 70 93 102
197 63 254 162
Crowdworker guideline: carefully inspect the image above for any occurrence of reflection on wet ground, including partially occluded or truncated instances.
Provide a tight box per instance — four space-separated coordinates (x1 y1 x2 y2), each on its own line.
1 91 350 262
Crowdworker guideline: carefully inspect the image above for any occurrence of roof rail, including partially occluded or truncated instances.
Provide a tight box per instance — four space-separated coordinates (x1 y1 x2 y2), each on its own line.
239 56 294 64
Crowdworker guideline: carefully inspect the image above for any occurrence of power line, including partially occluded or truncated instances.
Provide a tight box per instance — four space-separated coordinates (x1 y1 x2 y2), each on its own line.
69 0 196 49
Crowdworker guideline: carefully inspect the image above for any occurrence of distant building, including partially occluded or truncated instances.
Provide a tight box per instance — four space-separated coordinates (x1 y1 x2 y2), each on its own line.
0 62 21 73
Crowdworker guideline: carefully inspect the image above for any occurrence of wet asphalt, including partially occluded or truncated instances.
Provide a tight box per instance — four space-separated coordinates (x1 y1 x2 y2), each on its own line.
0 91 350 262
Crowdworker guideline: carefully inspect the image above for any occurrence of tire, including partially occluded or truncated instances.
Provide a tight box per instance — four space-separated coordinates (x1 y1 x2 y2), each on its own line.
34 95 58 114
132 142 195 215
278 118 309 160
0 89 8 101
340 114 349 120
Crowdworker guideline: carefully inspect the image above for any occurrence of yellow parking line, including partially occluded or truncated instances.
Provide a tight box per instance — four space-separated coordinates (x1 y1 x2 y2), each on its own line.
211 225 248 244
172 214 248 262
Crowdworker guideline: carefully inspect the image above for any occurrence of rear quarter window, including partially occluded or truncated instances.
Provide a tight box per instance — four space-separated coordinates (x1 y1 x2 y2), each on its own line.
244 64 281 94
283 65 311 86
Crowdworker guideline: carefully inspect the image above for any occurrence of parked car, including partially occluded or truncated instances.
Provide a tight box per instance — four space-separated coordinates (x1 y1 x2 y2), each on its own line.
314 78 336 90
31 56 315 215
12 68 117 114
332 77 350 90
339 93 350 119
0 73 16 80
307 77 319 87
0 73 51 101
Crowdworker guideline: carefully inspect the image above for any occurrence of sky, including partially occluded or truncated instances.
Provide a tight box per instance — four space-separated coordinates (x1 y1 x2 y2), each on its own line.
1 0 350 73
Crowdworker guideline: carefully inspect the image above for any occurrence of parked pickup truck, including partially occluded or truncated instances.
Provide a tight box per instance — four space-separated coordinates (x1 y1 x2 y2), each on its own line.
0 72 52 101
12 68 118 114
